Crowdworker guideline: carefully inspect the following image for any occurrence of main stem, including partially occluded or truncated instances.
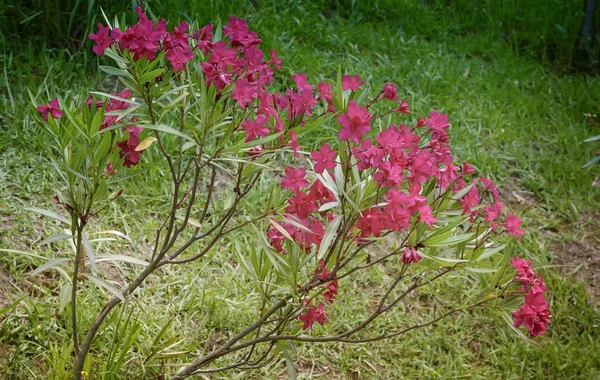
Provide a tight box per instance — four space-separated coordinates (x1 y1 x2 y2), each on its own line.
71 220 84 355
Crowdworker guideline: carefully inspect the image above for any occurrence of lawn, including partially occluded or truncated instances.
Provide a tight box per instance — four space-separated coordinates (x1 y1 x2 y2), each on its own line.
1 1 599 378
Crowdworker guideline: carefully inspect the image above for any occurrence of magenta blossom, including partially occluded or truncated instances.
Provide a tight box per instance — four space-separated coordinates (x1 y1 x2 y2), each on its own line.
117 132 145 168
269 49 282 70
299 302 328 330
402 247 422 264
242 116 269 142
382 83 398 101
397 99 410 114
338 101 372 144
37 98 62 121
311 143 337 174
88 23 114 55
291 73 314 93
341 74 365 91
281 166 309 193
503 214 525 240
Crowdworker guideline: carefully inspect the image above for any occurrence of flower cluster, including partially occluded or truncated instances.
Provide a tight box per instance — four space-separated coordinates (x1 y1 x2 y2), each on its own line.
297 259 339 330
510 257 550 336
89 7 193 72
261 70 529 330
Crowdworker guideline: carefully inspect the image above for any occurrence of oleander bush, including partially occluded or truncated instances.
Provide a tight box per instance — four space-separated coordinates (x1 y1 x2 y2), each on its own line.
26 7 549 378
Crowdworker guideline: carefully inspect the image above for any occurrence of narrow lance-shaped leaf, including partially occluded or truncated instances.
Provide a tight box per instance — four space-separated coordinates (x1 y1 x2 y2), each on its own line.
318 214 343 260
30 257 72 276
25 207 71 225
81 273 125 301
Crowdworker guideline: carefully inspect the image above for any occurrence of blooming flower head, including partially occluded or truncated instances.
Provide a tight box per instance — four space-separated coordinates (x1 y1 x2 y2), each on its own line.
166 46 194 72
311 143 337 174
88 23 114 56
513 288 550 336
402 247 422 264
397 99 410 114
232 78 257 108
299 302 328 330
382 83 398 101
510 256 536 288
281 166 309 193
269 49 282 70
117 132 145 168
292 73 314 93
242 116 269 142
338 101 372 144
342 74 365 91
503 214 525 240
37 98 62 121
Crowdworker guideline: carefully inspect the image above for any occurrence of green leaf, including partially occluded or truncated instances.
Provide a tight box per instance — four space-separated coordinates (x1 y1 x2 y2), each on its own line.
0 297 25 319
30 257 71 276
90 91 137 105
465 267 497 273
0 249 48 261
419 251 467 264
25 207 71 225
318 214 343 260
583 156 600 168
452 182 475 200
82 274 125 301
96 255 149 266
59 284 72 313
475 244 507 262
240 131 283 149
89 230 132 243
143 124 198 146
424 233 475 248
99 65 130 77
279 342 298 380
81 232 96 274
139 68 165 83
39 233 74 246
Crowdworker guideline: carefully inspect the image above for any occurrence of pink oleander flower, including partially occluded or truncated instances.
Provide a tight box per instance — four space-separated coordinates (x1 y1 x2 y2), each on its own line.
242 115 269 142
318 82 333 100
166 46 194 72
397 99 410 114
311 143 337 174
285 192 317 219
292 73 314 93
342 74 364 91
287 130 301 158
503 213 525 240
299 302 328 330
37 98 62 121
193 23 214 54
402 247 422 264
382 83 398 101
338 101 372 144
512 288 550 337
269 49 282 70
117 132 145 168
462 162 475 175
323 279 338 303
510 256 536 288
88 23 114 56
281 166 309 193
232 78 257 108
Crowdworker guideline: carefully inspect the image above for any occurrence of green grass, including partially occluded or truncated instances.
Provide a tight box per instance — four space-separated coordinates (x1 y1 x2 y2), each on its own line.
1 1 600 379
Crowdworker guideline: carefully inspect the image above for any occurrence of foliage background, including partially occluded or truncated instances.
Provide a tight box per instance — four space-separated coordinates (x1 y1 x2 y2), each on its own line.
1 0 599 378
